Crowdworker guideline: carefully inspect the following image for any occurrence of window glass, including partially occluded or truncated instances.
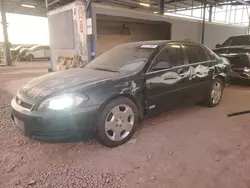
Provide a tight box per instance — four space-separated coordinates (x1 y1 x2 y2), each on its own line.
150 44 185 71
35 47 43 51
43 46 50 50
222 36 250 46
86 42 158 73
183 45 208 64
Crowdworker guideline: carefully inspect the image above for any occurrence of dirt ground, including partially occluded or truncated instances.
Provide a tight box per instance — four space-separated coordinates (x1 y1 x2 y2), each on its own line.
1 62 250 188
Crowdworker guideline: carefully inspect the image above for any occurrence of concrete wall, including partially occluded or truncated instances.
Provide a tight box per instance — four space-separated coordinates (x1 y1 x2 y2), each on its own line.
92 3 248 50
204 23 246 48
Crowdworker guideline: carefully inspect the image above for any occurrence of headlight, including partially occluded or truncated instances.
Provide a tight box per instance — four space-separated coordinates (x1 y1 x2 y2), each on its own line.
244 67 250 73
38 94 88 111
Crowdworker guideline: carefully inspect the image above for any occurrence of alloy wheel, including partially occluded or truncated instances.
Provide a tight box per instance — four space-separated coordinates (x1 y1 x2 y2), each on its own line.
105 104 135 141
211 81 222 104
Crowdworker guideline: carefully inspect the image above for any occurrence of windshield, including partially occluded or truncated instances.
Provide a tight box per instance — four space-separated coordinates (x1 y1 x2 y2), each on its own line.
85 42 158 73
222 36 250 46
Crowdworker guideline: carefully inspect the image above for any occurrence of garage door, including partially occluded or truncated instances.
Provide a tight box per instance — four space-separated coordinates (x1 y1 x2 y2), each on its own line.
96 16 171 56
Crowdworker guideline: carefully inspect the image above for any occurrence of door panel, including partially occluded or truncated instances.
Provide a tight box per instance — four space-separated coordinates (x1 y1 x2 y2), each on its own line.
146 68 183 113
32 50 44 58
145 43 189 114
182 44 213 102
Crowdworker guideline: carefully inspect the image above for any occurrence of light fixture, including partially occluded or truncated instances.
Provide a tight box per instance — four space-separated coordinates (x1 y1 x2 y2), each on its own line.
139 3 150 7
171 45 181 48
153 11 158 14
21 4 35 8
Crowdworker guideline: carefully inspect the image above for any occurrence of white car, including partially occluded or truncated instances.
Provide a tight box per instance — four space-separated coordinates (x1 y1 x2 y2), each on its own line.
25 45 50 61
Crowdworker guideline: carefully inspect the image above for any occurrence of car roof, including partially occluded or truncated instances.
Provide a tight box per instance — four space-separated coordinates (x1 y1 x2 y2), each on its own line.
230 34 250 37
122 40 202 47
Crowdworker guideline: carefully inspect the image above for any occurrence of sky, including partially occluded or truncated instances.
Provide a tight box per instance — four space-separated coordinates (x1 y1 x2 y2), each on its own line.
0 13 49 45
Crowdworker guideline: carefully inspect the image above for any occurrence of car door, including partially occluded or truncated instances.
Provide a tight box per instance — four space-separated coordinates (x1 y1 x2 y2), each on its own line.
145 43 189 114
181 44 213 102
32 46 44 58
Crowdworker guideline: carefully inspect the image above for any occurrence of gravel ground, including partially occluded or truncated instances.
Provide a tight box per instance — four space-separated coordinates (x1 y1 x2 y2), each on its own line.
1 62 250 188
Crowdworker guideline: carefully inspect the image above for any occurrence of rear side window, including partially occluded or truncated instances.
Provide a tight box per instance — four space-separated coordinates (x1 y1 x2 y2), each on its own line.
150 44 185 71
183 45 208 64
43 46 50 50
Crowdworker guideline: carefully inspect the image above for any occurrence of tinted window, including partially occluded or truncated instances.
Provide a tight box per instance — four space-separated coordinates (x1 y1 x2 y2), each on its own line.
86 42 159 72
222 36 250 46
183 45 208 64
43 46 50 50
150 44 185 71
34 47 43 51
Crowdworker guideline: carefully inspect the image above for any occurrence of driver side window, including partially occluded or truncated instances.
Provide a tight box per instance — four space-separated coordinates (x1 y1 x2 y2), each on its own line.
150 44 185 72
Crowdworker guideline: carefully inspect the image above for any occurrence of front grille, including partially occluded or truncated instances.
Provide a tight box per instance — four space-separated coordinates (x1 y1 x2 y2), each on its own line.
16 97 33 110
224 55 250 68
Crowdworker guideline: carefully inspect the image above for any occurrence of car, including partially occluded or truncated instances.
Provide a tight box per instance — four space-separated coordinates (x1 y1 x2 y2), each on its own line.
214 35 250 81
17 47 29 61
11 41 230 147
18 45 50 61
10 45 25 61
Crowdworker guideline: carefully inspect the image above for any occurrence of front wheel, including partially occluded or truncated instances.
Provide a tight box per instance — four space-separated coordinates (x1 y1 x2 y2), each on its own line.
28 55 34 62
96 97 139 147
204 78 224 107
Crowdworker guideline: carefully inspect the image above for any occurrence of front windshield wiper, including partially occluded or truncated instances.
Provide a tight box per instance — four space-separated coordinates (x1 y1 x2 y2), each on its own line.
93 68 118 73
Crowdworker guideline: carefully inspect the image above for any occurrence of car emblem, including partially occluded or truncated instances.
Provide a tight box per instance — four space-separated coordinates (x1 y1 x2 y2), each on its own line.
17 99 22 105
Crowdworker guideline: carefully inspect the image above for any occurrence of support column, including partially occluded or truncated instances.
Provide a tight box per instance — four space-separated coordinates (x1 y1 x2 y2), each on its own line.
159 0 165 15
201 0 207 44
209 5 213 22
0 0 11 66
85 0 95 61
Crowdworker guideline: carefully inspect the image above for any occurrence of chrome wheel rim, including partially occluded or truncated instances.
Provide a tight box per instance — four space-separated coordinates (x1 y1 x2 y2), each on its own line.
105 104 135 141
211 81 222 104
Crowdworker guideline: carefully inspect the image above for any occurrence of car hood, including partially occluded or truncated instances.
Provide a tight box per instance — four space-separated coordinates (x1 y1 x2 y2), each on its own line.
17 68 118 104
213 45 250 54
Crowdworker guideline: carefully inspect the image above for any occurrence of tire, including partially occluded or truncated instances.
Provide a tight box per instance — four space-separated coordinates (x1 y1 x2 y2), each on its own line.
28 55 34 62
96 97 139 147
11 55 17 61
204 77 224 107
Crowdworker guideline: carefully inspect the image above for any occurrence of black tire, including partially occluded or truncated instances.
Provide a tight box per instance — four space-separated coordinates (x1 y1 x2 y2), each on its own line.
204 77 224 107
28 55 34 62
11 55 17 61
96 97 139 147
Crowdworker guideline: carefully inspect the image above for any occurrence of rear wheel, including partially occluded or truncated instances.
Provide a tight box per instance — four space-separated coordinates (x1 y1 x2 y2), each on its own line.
96 97 139 147
204 78 224 107
28 55 34 62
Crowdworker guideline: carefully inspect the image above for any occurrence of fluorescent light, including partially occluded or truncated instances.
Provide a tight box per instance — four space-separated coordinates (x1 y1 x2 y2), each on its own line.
153 11 158 14
140 3 150 7
21 4 35 8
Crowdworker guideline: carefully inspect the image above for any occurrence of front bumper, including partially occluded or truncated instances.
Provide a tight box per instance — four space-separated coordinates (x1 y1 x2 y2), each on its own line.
230 70 250 80
11 99 100 142
219 53 250 80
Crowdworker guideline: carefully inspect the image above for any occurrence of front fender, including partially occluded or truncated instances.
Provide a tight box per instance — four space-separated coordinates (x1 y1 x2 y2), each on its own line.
213 57 231 85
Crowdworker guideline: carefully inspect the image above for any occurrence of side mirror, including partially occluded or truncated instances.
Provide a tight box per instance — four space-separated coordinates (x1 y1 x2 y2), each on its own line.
216 44 221 48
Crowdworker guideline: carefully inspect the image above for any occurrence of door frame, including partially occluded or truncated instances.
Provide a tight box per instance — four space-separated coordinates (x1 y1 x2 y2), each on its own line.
144 42 190 112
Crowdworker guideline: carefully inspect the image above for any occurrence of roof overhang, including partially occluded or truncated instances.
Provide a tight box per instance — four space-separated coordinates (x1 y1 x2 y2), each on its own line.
3 0 47 17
